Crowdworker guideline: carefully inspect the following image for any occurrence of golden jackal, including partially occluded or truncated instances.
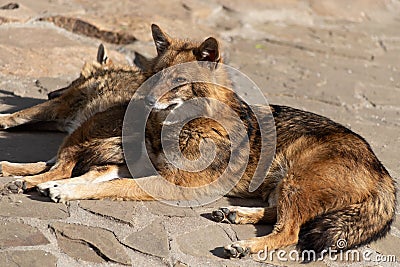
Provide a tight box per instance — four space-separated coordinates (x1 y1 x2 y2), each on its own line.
2 27 396 259
0 24 172 133
1 26 227 189
0 24 209 177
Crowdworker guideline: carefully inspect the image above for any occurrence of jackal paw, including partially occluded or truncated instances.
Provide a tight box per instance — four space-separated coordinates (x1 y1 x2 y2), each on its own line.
0 114 12 130
211 207 237 223
1 179 25 195
37 181 60 196
224 243 250 258
48 184 76 203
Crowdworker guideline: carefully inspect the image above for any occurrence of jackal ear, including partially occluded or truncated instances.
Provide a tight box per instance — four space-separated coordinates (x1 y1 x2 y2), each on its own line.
196 37 220 62
133 51 152 72
96 43 112 65
151 24 172 55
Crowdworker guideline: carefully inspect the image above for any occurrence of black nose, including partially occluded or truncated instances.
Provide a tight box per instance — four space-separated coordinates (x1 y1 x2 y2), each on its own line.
145 95 156 107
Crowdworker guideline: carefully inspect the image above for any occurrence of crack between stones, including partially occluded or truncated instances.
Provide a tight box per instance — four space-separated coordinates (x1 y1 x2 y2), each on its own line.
78 205 134 227
53 229 117 264
7 256 22 267
217 224 238 243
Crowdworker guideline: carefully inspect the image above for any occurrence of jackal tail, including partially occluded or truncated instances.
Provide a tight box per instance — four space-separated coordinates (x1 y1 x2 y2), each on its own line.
297 181 396 253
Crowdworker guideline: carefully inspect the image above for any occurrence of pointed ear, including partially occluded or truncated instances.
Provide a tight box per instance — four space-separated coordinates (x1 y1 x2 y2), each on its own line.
133 51 152 72
195 37 220 62
151 24 172 55
97 43 107 64
96 43 112 65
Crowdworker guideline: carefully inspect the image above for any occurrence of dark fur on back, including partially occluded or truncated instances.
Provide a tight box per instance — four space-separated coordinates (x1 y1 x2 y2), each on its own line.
145 59 396 255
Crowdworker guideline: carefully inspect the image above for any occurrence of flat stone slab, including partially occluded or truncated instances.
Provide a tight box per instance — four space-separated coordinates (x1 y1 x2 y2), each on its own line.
392 214 400 231
79 199 199 227
51 222 131 265
144 201 198 217
0 25 127 80
79 200 142 226
368 234 400 263
0 193 69 219
231 224 273 241
0 132 64 163
0 250 57 267
79 200 159 230
56 233 105 264
176 225 232 258
124 220 169 258
0 220 49 248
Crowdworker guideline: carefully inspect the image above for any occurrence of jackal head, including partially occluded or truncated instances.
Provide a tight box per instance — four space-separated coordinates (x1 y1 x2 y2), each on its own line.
142 27 229 110
136 24 221 75
47 43 114 99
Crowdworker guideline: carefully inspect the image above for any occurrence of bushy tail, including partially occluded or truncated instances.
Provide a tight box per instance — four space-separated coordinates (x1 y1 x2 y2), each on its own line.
297 182 396 253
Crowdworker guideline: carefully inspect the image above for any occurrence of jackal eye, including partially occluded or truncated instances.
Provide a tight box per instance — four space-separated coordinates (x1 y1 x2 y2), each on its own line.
172 76 188 84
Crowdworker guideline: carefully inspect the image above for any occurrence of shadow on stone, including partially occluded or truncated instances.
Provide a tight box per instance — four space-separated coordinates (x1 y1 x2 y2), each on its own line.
210 247 227 258
0 131 64 162
199 212 214 221
0 90 45 113
26 191 53 202
254 225 273 236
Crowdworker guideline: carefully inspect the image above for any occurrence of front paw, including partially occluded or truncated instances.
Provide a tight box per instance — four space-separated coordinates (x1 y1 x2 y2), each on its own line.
224 243 250 258
37 181 61 196
1 179 25 194
211 207 237 223
48 184 76 203
0 114 12 130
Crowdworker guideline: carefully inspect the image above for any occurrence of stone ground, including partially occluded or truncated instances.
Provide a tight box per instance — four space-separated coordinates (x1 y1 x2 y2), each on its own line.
0 0 400 266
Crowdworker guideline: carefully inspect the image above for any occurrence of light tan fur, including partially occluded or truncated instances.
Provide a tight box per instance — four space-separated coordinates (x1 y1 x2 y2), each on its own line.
1 26 395 260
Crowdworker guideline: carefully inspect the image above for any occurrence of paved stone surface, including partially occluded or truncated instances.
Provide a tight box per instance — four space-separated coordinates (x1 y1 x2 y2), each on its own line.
0 0 399 266
176 225 232 259
144 201 198 218
0 250 57 267
56 233 105 264
0 193 69 219
0 220 49 248
368 234 400 261
51 221 131 265
124 220 169 258
230 224 273 241
79 200 144 226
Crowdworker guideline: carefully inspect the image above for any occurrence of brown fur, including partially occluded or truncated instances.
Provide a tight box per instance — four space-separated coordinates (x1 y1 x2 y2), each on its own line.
0 44 141 133
1 25 225 189
143 62 396 257
0 24 210 176
2 27 396 260
43 48 395 258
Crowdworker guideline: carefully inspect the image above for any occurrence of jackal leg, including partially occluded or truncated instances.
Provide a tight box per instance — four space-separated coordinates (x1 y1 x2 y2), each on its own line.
224 208 301 258
224 179 305 258
0 158 56 177
0 100 61 130
46 171 232 203
48 176 158 203
211 206 277 224
37 165 130 196
2 159 75 194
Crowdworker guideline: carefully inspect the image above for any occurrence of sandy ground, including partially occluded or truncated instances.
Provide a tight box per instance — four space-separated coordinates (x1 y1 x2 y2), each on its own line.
0 0 399 266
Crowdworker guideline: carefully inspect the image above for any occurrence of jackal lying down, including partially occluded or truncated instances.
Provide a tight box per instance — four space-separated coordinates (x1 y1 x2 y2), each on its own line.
1 25 395 259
